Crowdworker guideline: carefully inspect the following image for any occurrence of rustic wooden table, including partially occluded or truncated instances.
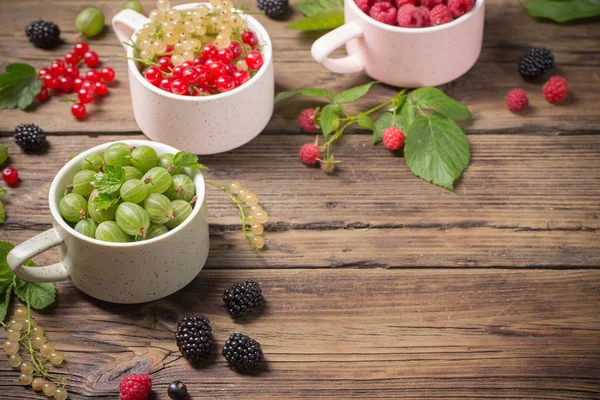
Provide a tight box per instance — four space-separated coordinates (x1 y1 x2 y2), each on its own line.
1 0 599 398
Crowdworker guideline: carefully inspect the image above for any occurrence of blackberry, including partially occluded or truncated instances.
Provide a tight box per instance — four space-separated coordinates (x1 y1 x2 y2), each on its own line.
222 333 264 371
14 124 46 152
223 280 263 318
519 47 554 79
25 20 61 49
257 0 289 19
175 315 213 363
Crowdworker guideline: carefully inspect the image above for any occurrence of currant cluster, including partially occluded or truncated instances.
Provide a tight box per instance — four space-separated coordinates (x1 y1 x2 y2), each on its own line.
134 0 265 95
225 181 268 250
3 305 68 399
36 42 116 120
59 143 199 242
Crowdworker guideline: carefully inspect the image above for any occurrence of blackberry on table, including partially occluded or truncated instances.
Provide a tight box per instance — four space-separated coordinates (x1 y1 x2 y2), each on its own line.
223 280 263 318
175 315 213 363
222 333 264 371
14 124 46 152
257 0 289 19
519 47 554 79
25 20 61 49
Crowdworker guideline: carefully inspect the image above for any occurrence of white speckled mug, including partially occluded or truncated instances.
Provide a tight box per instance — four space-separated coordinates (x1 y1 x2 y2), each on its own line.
311 0 485 87
7 140 209 304
112 3 274 155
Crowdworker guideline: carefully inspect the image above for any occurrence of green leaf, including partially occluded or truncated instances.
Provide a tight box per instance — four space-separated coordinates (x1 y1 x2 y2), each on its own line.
0 187 5 198
334 82 379 104
524 0 600 22
275 88 335 103
14 279 56 310
173 152 208 169
94 192 119 210
285 11 345 31
400 97 418 129
0 63 43 110
320 104 341 138
0 285 12 322
357 113 376 132
405 114 471 191
297 0 343 15
411 87 471 121
0 242 15 294
0 201 4 225
0 144 8 166
92 164 125 194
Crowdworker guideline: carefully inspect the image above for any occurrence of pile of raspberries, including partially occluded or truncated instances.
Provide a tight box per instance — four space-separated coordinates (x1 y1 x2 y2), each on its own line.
355 0 475 28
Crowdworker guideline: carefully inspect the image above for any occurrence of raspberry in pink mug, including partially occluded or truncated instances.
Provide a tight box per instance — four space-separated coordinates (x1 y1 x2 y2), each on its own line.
311 0 485 87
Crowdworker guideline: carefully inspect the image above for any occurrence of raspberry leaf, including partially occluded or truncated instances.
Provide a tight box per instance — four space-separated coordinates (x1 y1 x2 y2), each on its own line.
14 276 56 310
400 96 418 129
0 285 12 322
404 114 470 191
275 88 335 103
334 82 379 104
0 144 8 166
297 0 343 15
0 242 15 294
357 113 376 132
0 201 4 224
320 104 341 138
173 152 208 169
92 164 126 194
0 63 43 110
286 10 344 31
524 0 600 23
411 87 471 121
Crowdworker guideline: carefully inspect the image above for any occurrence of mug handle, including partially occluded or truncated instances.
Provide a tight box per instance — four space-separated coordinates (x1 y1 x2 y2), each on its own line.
112 9 151 50
311 21 365 74
7 228 70 283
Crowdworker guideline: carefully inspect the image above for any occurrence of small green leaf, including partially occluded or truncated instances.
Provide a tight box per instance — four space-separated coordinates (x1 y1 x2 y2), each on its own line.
0 242 15 294
285 11 345 31
524 0 600 23
0 202 4 224
400 96 418 129
173 152 208 169
297 0 343 15
334 82 379 104
357 113 376 132
94 192 119 210
0 187 5 198
0 144 8 166
92 165 125 194
411 87 471 121
0 285 12 322
404 114 470 191
0 63 43 110
320 104 341 138
275 88 335 103
14 279 56 310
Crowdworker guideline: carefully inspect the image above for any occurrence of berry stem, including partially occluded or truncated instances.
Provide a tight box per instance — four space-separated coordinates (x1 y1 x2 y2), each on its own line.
117 54 160 67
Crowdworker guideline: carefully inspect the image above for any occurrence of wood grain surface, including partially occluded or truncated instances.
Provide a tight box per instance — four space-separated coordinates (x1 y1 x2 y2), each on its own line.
0 0 599 398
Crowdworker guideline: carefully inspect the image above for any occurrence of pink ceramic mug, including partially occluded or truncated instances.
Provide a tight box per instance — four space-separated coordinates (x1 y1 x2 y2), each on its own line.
311 0 485 87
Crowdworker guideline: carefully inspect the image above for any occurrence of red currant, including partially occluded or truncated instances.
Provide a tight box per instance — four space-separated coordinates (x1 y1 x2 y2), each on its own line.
83 51 99 67
242 31 258 47
172 65 185 79
58 76 74 92
100 67 115 82
74 42 89 57
81 80 95 92
181 62 194 69
42 74 60 89
193 57 206 66
2 168 19 186
71 102 86 119
209 61 227 78
229 41 243 59
38 67 50 78
216 75 235 93
224 63 236 76
171 79 189 95
85 70 102 82
218 48 234 64
36 87 49 102
64 52 79 66
50 62 66 77
66 66 80 79
202 44 219 60
94 81 108 96
165 44 174 53
145 66 163 86
73 78 84 91
52 58 65 66
232 70 250 86
246 51 264 70
194 85 211 96
158 56 172 72
197 65 211 85
183 67 202 84
159 77 174 92
77 88 95 104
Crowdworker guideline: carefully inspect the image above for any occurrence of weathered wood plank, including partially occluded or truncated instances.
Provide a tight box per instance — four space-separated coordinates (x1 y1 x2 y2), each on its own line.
0 0 599 133
1 269 599 399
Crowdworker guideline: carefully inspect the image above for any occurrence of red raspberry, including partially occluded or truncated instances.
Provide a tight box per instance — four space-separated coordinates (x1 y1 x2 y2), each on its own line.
299 143 321 165
447 0 474 18
419 6 431 26
298 109 319 133
543 76 569 103
421 0 444 8
382 127 405 151
397 4 424 28
370 2 398 25
506 89 529 112
355 0 374 13
430 4 453 25
396 0 418 7
119 374 152 400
